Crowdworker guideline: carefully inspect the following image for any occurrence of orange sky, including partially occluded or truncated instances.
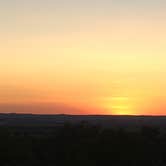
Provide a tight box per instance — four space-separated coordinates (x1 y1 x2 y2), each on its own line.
0 0 166 115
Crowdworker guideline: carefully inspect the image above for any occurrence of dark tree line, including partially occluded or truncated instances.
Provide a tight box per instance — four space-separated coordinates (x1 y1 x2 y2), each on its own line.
0 123 166 166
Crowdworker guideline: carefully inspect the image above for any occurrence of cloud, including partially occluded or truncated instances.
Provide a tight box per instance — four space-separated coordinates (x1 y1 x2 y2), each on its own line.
0 102 81 115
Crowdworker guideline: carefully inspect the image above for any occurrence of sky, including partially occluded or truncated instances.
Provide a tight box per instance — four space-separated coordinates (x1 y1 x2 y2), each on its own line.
0 0 166 115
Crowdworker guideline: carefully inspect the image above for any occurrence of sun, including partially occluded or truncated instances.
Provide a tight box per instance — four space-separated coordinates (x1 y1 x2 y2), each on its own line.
103 97 135 115
111 105 132 115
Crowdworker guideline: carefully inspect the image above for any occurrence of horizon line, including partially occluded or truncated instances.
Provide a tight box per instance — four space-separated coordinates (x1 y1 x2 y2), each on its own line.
1 113 166 117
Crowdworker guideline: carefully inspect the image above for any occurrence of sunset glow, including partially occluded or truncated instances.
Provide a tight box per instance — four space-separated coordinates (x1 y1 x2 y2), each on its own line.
101 97 135 115
0 0 166 115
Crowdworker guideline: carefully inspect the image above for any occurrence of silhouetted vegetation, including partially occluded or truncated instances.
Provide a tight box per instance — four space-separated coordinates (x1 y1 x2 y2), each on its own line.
0 123 166 166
